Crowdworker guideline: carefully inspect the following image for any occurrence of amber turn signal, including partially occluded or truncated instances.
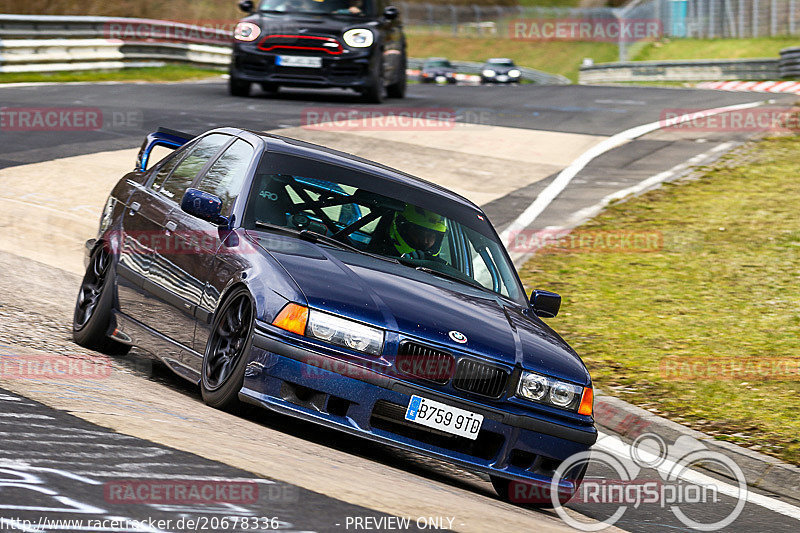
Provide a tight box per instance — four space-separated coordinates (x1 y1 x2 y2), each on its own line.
272 303 308 336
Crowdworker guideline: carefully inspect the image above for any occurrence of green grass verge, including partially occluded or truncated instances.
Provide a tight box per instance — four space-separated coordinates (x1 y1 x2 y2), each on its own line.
517 136 800 464
0 65 224 84
634 37 800 61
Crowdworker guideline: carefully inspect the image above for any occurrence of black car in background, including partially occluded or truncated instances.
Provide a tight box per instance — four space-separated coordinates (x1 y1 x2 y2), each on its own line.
480 58 521 85
230 0 407 102
420 57 456 84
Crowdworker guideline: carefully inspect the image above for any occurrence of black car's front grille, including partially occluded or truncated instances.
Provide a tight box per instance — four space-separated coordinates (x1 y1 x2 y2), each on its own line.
395 342 455 385
258 34 343 55
452 359 509 399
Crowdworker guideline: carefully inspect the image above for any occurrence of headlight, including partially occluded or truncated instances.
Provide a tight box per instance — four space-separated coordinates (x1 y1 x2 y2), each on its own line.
517 370 590 413
99 196 116 232
509 69 521 78
272 303 384 356
343 28 374 48
307 310 383 355
482 69 496 77
234 22 261 42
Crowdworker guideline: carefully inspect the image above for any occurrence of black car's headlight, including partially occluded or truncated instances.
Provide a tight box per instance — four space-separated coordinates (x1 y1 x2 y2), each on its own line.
517 370 593 415
343 28 374 48
482 69 496 77
273 303 384 356
234 22 261 42
509 69 521 78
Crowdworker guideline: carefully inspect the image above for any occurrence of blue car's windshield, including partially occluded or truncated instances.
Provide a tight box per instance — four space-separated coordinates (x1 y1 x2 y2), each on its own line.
259 0 373 16
243 171 525 303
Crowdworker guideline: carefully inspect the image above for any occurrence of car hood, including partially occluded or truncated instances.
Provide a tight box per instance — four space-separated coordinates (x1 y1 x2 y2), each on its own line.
252 233 590 385
247 12 371 34
424 67 455 75
485 65 515 74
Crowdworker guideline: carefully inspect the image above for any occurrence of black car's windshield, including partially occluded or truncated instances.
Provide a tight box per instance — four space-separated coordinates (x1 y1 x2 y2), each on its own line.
425 59 452 68
243 170 525 303
488 59 515 67
259 0 372 16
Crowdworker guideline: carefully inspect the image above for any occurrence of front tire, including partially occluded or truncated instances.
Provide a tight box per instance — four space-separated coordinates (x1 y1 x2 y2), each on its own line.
229 76 251 97
73 246 130 355
361 61 384 104
386 55 407 99
201 287 255 410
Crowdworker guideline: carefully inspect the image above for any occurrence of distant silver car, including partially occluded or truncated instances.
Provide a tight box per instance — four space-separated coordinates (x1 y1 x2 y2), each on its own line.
481 58 521 84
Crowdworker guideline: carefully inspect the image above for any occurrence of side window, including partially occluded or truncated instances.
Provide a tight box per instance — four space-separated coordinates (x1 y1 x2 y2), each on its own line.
195 140 255 215
159 134 230 202
150 145 189 191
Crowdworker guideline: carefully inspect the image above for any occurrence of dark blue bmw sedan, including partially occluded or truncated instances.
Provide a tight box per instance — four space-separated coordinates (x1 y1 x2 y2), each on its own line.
74 127 596 503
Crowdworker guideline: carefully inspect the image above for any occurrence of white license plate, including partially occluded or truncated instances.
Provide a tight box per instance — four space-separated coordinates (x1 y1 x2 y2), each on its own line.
404 395 484 440
497 75 509 82
276 55 322 68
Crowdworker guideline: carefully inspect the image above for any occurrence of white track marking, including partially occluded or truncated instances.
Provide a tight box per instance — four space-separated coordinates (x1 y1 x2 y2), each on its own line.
500 100 768 250
561 141 735 228
596 432 800 522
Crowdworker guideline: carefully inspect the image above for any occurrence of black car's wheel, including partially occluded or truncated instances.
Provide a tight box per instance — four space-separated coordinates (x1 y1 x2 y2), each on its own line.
386 54 407 99
73 246 130 355
201 287 255 410
361 60 384 104
229 76 251 97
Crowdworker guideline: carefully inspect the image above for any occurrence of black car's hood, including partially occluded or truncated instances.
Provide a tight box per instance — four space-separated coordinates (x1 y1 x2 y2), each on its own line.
246 12 374 34
253 234 590 385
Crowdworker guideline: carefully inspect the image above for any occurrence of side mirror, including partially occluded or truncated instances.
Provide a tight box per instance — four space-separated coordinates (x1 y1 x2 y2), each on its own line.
530 289 561 318
239 0 255 13
181 188 229 226
384 6 399 20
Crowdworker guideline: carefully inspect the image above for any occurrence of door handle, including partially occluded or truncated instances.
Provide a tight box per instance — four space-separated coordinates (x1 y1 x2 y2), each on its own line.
165 221 177 233
129 202 141 215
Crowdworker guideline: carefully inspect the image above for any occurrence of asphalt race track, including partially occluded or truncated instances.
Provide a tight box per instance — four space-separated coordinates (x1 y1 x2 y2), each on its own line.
0 80 798 532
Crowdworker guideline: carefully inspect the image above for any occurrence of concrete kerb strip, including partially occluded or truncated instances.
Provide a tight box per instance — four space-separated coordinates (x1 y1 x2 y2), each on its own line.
594 391 800 502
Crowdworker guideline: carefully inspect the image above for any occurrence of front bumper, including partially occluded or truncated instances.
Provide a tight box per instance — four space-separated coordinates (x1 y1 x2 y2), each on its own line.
243 323 596 488
231 46 374 89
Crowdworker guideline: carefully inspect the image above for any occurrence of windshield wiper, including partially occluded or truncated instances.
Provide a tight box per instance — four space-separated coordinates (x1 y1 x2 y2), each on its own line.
253 221 397 263
397 257 487 291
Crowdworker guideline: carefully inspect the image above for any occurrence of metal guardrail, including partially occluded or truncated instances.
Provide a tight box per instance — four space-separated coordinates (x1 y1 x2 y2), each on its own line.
579 58 782 84
0 14 569 84
0 14 232 73
780 47 800 79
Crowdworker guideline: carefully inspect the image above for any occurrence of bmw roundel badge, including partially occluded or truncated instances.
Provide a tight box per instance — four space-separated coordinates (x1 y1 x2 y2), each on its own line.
448 330 467 344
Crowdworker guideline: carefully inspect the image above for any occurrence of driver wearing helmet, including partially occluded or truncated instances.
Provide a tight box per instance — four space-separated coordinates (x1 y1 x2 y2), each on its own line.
387 204 447 259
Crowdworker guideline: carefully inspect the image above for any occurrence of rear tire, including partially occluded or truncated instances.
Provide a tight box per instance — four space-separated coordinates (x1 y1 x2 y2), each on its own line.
73 246 130 355
201 287 255 411
229 77 251 97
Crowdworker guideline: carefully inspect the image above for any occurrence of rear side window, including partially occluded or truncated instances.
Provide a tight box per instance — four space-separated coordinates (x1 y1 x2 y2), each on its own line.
195 139 255 215
159 134 231 202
